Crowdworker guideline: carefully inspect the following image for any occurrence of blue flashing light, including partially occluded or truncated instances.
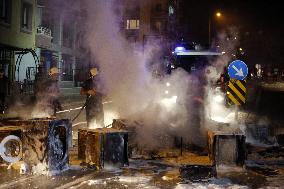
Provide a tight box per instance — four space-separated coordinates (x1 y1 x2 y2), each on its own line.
174 46 186 52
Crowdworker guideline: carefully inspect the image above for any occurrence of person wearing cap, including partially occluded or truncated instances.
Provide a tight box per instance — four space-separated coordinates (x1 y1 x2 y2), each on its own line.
80 67 104 127
34 67 62 117
0 69 8 114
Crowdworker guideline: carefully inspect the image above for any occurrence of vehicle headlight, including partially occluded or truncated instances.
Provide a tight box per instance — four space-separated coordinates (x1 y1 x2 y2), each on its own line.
160 96 177 108
213 95 224 103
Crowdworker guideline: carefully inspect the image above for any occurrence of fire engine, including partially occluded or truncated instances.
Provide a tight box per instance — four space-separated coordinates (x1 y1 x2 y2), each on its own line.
164 45 229 122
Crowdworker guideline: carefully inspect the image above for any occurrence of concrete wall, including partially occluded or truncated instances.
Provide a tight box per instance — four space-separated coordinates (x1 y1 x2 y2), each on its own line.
0 0 36 49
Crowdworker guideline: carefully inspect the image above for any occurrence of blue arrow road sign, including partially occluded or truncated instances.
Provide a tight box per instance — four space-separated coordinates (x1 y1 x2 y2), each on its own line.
228 60 248 80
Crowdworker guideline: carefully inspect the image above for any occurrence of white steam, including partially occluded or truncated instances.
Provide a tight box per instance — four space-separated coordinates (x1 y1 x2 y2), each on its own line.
205 28 241 126
84 0 205 148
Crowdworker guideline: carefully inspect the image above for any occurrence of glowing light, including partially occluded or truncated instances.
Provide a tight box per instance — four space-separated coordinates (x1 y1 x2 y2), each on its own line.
166 82 171 87
222 51 226 54
89 110 119 129
211 116 226 123
239 47 243 51
165 90 169 94
213 95 224 103
160 96 177 109
174 46 186 52
207 89 235 124
31 111 52 118
216 12 222 17
104 110 119 127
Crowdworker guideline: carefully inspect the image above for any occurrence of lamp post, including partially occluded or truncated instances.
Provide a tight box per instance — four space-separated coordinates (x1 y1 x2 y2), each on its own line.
208 11 222 47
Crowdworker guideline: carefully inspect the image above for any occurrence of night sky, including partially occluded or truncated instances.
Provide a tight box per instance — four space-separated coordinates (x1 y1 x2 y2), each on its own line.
181 1 284 66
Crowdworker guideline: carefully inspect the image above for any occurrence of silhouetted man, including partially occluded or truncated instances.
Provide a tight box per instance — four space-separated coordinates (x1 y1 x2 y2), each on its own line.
80 68 104 128
0 69 8 114
33 67 62 117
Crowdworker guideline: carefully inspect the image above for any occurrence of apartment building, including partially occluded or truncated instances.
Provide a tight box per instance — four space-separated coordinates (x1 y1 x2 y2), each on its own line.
36 0 88 87
0 0 37 83
123 0 180 47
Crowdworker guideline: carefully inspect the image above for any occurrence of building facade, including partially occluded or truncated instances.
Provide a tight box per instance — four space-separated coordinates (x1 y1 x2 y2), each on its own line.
0 0 37 86
36 0 88 87
123 0 180 48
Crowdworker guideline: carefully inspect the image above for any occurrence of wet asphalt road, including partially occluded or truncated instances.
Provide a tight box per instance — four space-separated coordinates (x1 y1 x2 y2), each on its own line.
1 158 284 189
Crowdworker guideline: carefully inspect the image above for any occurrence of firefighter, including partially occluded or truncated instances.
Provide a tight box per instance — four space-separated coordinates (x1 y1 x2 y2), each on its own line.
34 67 62 117
0 69 8 114
218 66 230 92
47 67 62 116
80 68 104 128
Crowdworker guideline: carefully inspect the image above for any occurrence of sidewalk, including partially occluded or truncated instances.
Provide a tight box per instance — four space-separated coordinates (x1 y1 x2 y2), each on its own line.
260 81 284 91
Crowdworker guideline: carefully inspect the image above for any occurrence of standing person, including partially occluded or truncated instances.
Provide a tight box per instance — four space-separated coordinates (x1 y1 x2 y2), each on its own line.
80 68 104 128
33 67 62 117
0 69 8 114
273 67 279 82
218 66 229 92
46 67 62 116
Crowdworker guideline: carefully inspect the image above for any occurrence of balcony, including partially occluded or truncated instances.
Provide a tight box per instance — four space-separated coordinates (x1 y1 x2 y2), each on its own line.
35 26 53 49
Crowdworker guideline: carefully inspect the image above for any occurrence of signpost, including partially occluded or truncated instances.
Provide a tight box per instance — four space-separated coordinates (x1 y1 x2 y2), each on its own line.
227 60 248 121
228 60 248 80
226 79 247 106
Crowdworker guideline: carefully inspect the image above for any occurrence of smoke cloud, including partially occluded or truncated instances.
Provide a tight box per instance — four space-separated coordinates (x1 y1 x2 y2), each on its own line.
204 27 241 130
83 0 208 149
5 0 243 150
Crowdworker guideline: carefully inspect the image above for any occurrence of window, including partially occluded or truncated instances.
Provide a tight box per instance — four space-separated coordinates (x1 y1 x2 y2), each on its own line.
155 21 162 32
155 4 162 12
126 19 139 30
151 20 166 33
61 54 73 81
63 20 74 48
169 6 174 16
21 2 33 31
0 0 11 24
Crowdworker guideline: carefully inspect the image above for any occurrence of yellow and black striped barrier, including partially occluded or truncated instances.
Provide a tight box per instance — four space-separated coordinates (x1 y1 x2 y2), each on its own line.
226 79 246 106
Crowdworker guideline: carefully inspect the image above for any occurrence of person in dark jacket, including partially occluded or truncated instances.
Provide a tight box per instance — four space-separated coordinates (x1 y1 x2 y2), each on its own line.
0 69 8 114
33 67 62 117
80 68 104 128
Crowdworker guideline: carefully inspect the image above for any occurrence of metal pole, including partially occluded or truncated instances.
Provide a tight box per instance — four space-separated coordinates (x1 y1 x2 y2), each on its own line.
235 105 238 122
208 17 211 47
180 137 183 156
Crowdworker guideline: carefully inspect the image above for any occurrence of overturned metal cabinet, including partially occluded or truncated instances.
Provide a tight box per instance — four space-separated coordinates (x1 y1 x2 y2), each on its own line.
208 131 246 167
112 119 142 157
245 124 274 144
78 128 128 169
22 119 72 173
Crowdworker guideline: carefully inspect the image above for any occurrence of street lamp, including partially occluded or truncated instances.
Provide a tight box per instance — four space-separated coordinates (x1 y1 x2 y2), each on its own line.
216 12 222 18
208 11 223 47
